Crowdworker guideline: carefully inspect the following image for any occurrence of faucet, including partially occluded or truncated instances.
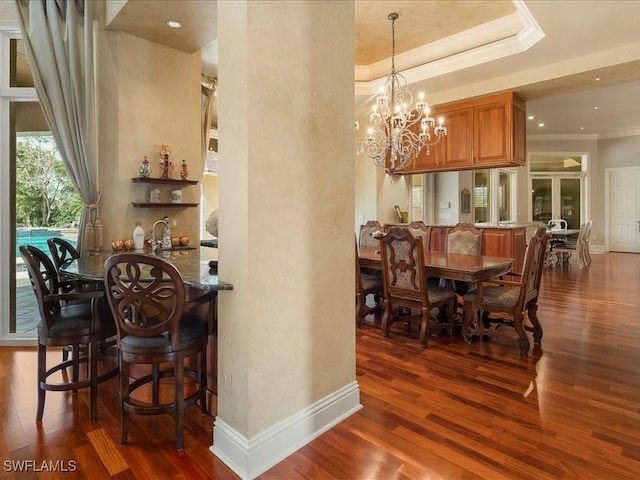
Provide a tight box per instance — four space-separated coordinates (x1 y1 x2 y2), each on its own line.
151 216 171 253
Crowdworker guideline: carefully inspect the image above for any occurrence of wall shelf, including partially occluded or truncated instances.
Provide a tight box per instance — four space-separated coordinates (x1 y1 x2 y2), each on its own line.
132 177 198 186
132 202 198 208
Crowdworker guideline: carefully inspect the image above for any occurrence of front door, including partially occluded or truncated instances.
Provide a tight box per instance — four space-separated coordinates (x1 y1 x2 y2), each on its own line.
609 167 640 253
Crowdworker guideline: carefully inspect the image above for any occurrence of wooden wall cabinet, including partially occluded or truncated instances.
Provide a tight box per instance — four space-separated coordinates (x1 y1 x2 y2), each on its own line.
403 92 526 174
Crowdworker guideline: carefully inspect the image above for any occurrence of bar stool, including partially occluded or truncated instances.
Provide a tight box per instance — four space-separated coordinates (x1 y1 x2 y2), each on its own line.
20 245 117 421
103 253 215 449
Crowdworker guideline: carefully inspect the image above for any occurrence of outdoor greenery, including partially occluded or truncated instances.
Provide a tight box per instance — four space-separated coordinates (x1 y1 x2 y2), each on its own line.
16 135 82 227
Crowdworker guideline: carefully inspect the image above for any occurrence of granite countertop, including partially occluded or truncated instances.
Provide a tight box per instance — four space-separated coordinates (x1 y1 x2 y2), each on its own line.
412 222 534 230
473 222 534 229
61 247 233 291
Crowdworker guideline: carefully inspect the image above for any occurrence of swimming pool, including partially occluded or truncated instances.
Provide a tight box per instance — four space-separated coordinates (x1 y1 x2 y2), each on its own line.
15 228 77 258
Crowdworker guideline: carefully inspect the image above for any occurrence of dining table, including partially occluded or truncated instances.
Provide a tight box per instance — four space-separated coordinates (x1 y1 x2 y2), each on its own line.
546 228 580 266
358 245 514 282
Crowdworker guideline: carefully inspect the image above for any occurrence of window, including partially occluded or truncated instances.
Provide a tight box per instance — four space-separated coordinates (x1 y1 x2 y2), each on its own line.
528 153 587 229
474 170 489 222
472 169 515 223
2 26 81 341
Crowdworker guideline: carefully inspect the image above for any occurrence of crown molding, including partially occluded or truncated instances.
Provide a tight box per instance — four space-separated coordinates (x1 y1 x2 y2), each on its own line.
527 133 600 141
0 22 21 35
528 129 640 141
598 129 640 140
355 1 544 95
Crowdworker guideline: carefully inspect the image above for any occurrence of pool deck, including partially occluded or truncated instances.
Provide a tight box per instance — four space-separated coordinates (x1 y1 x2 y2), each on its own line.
16 279 39 334
14 228 79 335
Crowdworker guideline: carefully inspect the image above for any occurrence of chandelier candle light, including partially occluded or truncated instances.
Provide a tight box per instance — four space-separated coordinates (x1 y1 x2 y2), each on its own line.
359 13 447 173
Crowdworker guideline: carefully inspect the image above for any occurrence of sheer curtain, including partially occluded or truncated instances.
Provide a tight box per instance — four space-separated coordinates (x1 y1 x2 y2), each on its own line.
15 0 101 254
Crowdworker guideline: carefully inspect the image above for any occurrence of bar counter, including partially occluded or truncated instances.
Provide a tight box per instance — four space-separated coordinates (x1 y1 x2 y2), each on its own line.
60 247 233 291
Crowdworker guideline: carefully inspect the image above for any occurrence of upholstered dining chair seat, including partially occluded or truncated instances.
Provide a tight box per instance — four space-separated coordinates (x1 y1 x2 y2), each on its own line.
43 301 115 337
463 286 520 309
360 273 383 291
118 313 208 351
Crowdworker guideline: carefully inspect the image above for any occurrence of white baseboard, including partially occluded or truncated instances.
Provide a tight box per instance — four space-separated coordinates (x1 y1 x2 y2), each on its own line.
210 381 362 480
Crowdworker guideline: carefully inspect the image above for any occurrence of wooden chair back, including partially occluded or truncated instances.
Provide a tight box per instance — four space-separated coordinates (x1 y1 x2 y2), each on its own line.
359 220 383 247
405 221 432 253
20 244 67 333
104 253 186 349
380 226 428 309
47 237 79 270
355 236 383 326
445 223 483 255
548 218 567 231
520 226 549 306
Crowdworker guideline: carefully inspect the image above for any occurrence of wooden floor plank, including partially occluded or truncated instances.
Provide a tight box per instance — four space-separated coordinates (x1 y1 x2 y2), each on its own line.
86 428 130 476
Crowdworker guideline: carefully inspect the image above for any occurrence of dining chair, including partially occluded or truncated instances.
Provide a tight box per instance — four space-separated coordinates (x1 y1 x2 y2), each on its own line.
583 219 593 266
19 245 117 421
443 223 485 324
379 226 456 348
355 237 383 327
461 226 548 356
47 237 79 269
358 220 384 248
405 221 432 253
445 223 483 256
553 221 588 267
103 253 215 450
48 237 104 361
547 218 568 231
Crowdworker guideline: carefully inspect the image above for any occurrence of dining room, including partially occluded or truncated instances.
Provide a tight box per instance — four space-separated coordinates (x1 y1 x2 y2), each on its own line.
2 1 640 479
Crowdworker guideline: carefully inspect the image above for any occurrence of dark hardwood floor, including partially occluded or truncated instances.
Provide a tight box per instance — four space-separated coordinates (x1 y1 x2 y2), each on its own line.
1 252 639 479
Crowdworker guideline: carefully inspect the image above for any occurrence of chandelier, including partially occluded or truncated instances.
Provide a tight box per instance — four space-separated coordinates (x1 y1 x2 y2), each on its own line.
358 13 447 173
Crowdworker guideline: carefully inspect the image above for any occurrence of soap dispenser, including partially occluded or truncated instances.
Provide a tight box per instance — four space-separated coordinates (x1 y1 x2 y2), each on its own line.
133 221 145 250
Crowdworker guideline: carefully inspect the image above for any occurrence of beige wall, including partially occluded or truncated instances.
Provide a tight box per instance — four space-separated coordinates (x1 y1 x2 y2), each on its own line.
0 1 17 21
96 29 201 247
217 0 356 441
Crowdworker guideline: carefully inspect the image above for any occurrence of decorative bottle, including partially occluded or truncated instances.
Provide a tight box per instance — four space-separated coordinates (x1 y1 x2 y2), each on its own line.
133 221 145 250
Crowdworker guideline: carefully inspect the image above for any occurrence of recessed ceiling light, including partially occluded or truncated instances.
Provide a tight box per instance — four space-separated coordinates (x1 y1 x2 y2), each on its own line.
595 77 601 81
593 106 599 110
580 127 584 130
528 115 535 120
538 123 545 127
165 19 182 29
